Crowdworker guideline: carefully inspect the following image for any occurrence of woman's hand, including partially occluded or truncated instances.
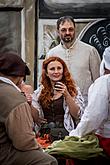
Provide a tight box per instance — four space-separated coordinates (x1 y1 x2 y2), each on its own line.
54 82 68 96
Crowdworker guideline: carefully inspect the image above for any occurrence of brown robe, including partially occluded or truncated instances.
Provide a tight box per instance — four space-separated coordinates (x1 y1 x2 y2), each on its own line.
0 80 57 165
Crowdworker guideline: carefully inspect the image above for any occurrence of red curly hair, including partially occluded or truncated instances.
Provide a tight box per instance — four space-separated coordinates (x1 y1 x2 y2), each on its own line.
39 56 78 109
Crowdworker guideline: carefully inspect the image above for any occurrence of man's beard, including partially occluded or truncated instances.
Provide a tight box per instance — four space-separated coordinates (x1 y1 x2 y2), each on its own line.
62 35 74 43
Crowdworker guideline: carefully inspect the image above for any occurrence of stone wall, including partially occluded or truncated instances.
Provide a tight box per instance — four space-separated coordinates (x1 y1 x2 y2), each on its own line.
0 0 35 87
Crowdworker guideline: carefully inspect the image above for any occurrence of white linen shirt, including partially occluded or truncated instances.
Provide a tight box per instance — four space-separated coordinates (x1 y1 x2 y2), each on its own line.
69 74 110 138
47 39 101 106
32 85 85 133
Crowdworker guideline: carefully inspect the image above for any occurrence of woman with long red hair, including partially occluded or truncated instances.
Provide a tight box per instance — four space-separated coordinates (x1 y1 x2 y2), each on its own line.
32 56 84 146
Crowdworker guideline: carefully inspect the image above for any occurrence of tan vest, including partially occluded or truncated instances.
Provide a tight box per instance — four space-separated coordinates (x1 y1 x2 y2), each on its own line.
0 81 27 144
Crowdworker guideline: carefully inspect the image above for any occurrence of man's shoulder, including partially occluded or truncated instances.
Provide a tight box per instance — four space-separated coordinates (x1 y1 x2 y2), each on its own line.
88 75 109 94
77 40 100 57
77 40 94 49
47 44 61 55
0 83 27 112
94 74 110 86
